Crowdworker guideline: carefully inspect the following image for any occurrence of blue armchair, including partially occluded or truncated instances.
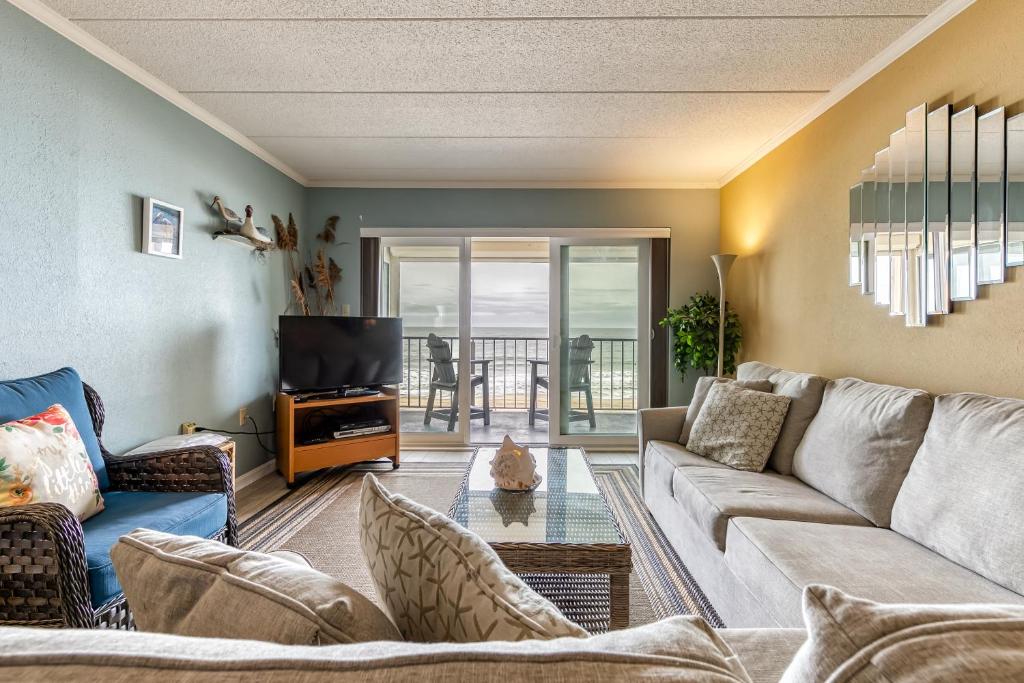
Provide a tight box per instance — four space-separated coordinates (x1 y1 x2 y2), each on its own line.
0 368 236 628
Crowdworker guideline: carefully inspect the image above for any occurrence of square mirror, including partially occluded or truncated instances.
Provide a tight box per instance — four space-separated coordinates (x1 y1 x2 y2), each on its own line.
926 105 951 315
889 128 907 317
860 166 876 295
873 148 892 307
1008 112 1024 267
977 107 1005 285
950 106 977 301
905 104 927 327
850 183 863 286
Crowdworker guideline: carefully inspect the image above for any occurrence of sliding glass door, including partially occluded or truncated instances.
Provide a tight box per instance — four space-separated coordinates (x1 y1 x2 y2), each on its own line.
381 238 470 446
549 238 650 448
377 231 652 448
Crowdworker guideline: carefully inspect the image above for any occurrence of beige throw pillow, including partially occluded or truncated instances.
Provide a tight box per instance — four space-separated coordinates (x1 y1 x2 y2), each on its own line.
359 473 588 643
687 382 791 472
111 529 401 644
680 377 773 445
781 584 1024 682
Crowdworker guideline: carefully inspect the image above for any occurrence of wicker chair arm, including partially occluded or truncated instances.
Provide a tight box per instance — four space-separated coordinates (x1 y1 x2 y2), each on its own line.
0 502 93 628
105 446 238 545
105 445 231 493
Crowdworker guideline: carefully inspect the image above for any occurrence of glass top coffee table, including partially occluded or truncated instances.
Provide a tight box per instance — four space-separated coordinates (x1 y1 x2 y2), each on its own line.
448 447 631 631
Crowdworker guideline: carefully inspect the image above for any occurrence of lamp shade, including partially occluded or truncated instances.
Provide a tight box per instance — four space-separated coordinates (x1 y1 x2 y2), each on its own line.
711 253 737 281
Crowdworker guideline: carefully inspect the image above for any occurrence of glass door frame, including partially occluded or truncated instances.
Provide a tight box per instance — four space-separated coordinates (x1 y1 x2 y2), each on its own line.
379 236 472 448
548 237 651 449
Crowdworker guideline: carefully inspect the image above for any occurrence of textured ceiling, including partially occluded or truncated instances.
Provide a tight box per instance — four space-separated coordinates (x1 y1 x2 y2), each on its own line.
42 0 946 185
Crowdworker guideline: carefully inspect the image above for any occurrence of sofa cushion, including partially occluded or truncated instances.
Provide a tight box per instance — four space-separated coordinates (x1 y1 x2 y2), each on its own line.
111 529 401 644
891 392 1024 595
359 474 588 642
643 439 728 497
81 490 228 607
0 367 108 489
671 467 869 552
687 383 791 472
780 584 1024 683
725 518 1024 628
0 616 755 682
719 629 807 683
792 378 932 527
736 362 828 475
679 376 773 445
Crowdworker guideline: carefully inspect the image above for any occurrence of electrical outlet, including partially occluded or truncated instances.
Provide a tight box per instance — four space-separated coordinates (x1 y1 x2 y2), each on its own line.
238 406 248 426
180 422 197 435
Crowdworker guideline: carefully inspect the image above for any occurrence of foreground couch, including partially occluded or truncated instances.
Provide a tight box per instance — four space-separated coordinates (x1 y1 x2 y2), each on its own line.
0 620 806 682
640 361 1024 628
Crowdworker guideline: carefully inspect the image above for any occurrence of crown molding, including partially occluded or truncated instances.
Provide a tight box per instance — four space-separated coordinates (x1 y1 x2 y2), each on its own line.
7 0 309 186
304 179 720 190
717 0 976 188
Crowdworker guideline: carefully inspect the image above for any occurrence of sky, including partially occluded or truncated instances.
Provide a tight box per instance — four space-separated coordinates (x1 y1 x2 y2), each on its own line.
397 257 638 336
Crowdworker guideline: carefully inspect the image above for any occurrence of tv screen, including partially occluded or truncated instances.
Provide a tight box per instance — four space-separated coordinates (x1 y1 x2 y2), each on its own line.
279 316 403 393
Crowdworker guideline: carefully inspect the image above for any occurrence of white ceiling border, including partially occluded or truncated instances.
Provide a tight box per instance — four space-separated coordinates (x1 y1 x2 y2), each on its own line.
717 0 976 188
7 0 309 186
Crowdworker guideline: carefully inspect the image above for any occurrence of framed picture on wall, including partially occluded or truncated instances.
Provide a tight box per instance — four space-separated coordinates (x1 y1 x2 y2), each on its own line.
142 198 184 259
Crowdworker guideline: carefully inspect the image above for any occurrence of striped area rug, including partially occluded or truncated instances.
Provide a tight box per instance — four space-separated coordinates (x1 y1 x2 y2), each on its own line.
240 460 722 629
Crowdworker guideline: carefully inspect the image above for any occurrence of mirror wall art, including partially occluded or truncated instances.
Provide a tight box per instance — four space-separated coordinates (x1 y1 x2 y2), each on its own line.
860 165 876 295
849 101 1020 327
1007 113 1024 267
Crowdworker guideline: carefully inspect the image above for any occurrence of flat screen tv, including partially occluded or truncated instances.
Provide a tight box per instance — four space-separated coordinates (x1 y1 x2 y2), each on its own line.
279 316 403 393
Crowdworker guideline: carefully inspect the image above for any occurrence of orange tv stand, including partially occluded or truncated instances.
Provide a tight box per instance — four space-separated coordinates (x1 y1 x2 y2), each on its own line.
276 388 400 486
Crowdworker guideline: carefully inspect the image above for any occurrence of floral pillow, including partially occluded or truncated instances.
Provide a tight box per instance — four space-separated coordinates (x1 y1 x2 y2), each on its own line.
0 404 104 520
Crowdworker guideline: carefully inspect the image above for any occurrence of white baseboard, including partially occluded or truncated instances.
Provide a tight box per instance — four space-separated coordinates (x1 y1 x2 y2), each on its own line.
235 460 277 490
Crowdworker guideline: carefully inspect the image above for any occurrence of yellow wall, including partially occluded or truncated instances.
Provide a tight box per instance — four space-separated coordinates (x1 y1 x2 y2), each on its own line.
720 0 1024 397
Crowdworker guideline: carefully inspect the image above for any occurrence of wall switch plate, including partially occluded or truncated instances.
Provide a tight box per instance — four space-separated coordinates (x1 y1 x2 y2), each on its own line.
180 422 197 435
238 406 248 426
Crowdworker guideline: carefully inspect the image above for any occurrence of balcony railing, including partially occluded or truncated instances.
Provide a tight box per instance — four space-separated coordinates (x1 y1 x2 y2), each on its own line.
400 335 637 412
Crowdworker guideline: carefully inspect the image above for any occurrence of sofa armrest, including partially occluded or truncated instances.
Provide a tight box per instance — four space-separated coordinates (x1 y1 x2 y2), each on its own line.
0 502 94 628
105 446 237 545
638 406 687 497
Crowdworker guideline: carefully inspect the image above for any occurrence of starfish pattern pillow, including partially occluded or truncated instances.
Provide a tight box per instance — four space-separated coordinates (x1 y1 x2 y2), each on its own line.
0 403 104 520
359 473 588 643
687 382 791 472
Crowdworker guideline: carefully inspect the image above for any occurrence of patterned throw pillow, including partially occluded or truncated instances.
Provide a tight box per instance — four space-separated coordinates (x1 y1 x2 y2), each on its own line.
359 474 588 643
679 376 774 445
0 404 104 520
687 383 791 472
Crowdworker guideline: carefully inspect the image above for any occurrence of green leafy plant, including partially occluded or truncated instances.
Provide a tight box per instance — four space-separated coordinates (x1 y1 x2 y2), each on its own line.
660 292 742 377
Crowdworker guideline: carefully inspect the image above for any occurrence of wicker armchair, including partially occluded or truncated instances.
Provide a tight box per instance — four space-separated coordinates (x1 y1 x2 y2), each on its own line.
0 383 237 629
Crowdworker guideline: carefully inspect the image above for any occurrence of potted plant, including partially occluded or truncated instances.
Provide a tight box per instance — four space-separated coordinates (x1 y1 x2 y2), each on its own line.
660 292 742 377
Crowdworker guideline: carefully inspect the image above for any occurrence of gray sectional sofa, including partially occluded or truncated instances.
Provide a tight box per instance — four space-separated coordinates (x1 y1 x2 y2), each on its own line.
640 361 1024 628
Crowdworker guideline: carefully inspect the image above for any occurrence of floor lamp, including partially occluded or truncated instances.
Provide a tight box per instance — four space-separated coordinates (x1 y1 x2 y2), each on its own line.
712 254 737 378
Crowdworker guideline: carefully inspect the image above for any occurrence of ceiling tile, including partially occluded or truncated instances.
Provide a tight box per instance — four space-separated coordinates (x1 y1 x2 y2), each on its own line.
45 1 942 19
252 134 789 183
70 17 923 92
187 92 821 138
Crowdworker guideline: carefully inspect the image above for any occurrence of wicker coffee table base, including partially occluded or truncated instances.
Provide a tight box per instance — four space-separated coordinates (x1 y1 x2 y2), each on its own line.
492 542 632 631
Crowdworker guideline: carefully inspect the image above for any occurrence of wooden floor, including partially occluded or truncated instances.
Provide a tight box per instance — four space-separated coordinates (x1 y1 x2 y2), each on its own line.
237 449 637 523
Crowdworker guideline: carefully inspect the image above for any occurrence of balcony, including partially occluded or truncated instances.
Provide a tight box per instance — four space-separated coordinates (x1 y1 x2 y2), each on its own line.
398 335 638 443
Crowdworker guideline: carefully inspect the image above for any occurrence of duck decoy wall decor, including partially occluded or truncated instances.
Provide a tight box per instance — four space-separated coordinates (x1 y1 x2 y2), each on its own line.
849 102 1023 327
210 195 275 252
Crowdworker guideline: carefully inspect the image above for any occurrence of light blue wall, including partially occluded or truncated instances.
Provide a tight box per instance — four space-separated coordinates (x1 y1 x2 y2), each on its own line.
0 3 305 475
305 188 721 405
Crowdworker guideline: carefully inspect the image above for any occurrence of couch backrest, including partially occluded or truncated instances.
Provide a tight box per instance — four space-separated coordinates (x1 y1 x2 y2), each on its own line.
792 378 932 527
0 617 752 681
736 361 828 475
0 367 109 490
891 392 1024 596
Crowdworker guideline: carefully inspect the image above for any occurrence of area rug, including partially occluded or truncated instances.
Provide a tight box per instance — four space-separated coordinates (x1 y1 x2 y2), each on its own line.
240 459 723 630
